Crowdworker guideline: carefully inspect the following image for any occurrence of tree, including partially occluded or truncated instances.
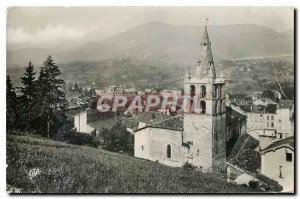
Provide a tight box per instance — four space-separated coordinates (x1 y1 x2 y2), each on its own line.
34 55 67 137
19 61 37 130
99 121 133 154
6 75 18 131
262 90 276 101
74 82 79 92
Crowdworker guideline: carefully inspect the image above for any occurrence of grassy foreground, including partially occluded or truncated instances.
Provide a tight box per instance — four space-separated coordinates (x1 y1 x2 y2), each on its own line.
7 135 253 193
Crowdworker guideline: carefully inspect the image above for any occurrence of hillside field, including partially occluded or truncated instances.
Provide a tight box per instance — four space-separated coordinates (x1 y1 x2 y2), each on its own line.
6 135 254 193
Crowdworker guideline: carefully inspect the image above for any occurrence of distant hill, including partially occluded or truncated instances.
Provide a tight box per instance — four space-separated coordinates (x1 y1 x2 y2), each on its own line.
7 134 254 193
7 22 294 69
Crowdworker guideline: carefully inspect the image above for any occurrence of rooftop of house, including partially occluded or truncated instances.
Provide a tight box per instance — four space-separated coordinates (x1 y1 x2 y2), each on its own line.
265 104 277 114
262 136 294 152
278 100 294 109
226 104 247 123
228 132 259 159
227 148 261 172
227 148 282 192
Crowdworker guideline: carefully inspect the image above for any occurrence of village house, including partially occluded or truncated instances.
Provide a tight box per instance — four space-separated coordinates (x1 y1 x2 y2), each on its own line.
73 111 95 134
226 148 282 192
260 136 294 192
244 103 277 135
276 100 294 139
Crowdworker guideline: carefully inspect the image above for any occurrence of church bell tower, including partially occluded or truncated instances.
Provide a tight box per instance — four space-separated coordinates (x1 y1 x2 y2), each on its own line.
183 19 227 172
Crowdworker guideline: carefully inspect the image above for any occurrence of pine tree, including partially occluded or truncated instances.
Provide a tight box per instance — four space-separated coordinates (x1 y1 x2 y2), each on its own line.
6 75 18 131
34 55 67 137
19 61 36 130
33 68 50 136
74 82 79 92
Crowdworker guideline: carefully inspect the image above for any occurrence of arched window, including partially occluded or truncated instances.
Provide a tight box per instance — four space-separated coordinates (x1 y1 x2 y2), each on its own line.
190 85 195 97
201 85 206 98
200 101 206 114
141 145 144 151
167 144 171 158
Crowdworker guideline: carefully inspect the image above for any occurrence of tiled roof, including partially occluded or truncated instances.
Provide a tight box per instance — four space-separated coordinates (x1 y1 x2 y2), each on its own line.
226 105 247 124
125 117 140 131
278 100 293 109
252 105 266 113
262 136 294 152
150 116 183 131
228 132 259 159
125 112 172 131
132 112 172 124
227 148 282 192
265 104 277 114
253 172 283 192
227 149 261 172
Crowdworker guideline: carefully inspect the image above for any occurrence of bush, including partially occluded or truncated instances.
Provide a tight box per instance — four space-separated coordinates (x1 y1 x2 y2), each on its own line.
182 161 197 170
98 122 133 155
249 180 259 190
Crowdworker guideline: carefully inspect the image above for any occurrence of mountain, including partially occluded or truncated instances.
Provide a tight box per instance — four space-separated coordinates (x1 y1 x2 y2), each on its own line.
7 22 294 69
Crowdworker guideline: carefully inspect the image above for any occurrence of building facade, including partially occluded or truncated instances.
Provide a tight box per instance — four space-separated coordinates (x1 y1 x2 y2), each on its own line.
261 136 294 192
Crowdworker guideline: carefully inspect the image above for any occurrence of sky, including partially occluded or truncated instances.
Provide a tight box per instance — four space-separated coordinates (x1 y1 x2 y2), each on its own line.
7 7 294 50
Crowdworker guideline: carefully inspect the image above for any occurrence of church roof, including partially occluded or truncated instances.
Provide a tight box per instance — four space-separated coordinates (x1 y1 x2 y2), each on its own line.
134 115 183 132
126 112 172 131
197 25 216 78
201 26 210 45
150 115 183 131
184 68 191 78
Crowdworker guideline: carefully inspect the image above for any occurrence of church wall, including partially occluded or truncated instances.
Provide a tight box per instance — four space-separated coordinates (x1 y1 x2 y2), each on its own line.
134 128 151 160
134 127 185 167
148 128 185 167
183 113 213 170
212 114 227 172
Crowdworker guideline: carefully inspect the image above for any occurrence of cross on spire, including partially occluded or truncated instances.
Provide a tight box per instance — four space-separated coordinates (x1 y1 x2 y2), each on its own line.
205 18 209 26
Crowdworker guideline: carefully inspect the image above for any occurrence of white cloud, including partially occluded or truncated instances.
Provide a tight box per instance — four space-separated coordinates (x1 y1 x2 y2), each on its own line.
7 25 88 49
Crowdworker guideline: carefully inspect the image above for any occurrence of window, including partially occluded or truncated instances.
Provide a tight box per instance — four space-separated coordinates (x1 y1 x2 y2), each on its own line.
267 115 269 120
201 85 206 98
167 145 171 158
190 85 195 97
279 133 283 139
279 166 283 178
271 122 274 128
141 145 144 151
271 116 274 120
200 101 206 114
286 153 292 162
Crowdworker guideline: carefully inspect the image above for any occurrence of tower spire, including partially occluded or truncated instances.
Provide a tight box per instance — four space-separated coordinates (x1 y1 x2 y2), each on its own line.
196 18 216 78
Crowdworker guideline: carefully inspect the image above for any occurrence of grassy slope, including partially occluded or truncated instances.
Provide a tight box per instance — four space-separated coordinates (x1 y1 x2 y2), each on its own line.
7 135 253 193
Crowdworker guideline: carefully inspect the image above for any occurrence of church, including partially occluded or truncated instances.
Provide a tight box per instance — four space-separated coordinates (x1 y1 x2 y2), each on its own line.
134 23 227 173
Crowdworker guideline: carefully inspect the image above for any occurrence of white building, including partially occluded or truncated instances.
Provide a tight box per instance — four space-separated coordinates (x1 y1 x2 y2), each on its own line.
161 89 182 98
246 104 277 136
261 136 294 192
276 100 294 139
73 111 95 134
